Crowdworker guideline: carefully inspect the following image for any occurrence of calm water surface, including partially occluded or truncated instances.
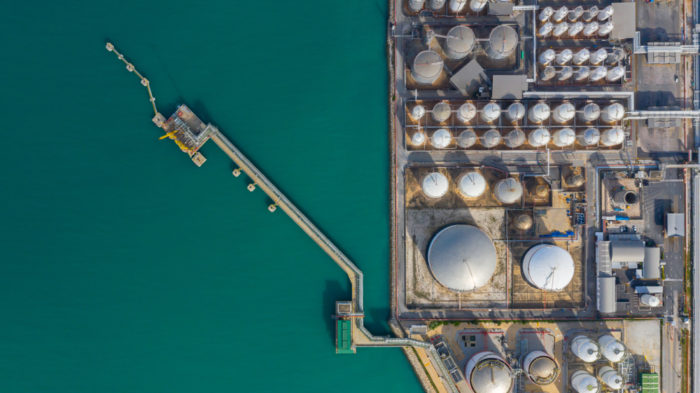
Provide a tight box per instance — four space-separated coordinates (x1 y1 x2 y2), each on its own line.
0 1 422 392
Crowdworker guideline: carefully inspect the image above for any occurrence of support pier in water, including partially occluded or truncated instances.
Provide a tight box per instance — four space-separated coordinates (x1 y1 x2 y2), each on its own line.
104 41 458 391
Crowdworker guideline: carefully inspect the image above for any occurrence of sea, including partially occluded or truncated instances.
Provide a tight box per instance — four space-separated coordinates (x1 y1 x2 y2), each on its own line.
0 1 423 392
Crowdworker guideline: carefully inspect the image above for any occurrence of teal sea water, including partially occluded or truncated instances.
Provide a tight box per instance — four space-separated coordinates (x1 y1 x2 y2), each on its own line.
0 1 422 392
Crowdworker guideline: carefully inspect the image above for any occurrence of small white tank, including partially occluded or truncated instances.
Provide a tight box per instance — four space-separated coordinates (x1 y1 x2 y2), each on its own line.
449 0 467 12
581 128 600 145
408 0 426 12
432 102 452 122
539 49 556 65
529 128 551 147
481 129 502 148
504 129 526 148
539 6 554 22
552 6 568 23
541 66 557 81
470 0 488 12
583 22 599 37
458 172 486 197
606 66 625 82
410 130 427 146
538 22 554 37
494 177 523 204
481 102 501 123
597 5 614 21
553 22 569 37
641 294 661 307
598 21 614 36
590 48 608 65
571 370 599 393
556 49 573 65
600 103 625 123
422 172 449 198
601 128 625 146
506 102 526 122
598 366 623 390
528 102 551 123
558 66 573 81
571 335 600 363
579 103 601 122
599 335 626 363
589 66 608 82
411 104 426 120
582 6 599 22
553 103 576 123
553 128 576 147
457 129 478 148
575 66 590 81
429 0 447 10
567 6 584 22
573 48 590 65
431 128 452 148
457 102 477 123
568 22 584 37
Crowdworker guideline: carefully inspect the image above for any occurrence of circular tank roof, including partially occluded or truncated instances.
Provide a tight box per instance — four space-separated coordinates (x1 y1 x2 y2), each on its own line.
411 105 426 120
506 102 526 122
522 244 575 291
410 131 426 146
504 129 526 148
602 128 625 146
457 129 478 148
427 225 497 291
446 25 475 59
528 356 559 385
431 128 452 148
432 102 452 122
580 103 600 122
482 129 502 148
458 172 486 198
470 356 514 393
553 103 576 123
514 214 533 231
582 128 600 145
422 172 449 198
488 25 518 58
529 128 551 147
457 102 477 123
412 50 444 83
494 178 523 204
482 102 501 122
553 128 576 147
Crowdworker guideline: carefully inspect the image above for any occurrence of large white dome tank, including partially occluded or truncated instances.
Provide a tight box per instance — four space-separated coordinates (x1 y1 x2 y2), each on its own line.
598 366 623 390
552 102 576 123
553 128 576 147
482 129 502 148
539 6 554 22
457 102 477 123
523 351 559 385
457 129 478 148
558 66 574 81
445 25 475 60
528 102 551 123
602 128 625 146
581 128 600 146
458 172 486 197
412 50 444 84
598 335 626 362
529 128 551 147
571 370 599 393
600 103 625 123
556 49 573 65
641 294 661 307
494 178 523 204
431 128 452 148
481 102 502 123
579 103 600 122
408 0 426 12
487 25 518 59
432 102 452 122
465 352 514 393
504 129 526 148
541 66 557 81
449 0 467 12
410 130 427 146
506 102 526 122
552 6 568 23
571 336 600 362
522 244 575 290
422 172 449 198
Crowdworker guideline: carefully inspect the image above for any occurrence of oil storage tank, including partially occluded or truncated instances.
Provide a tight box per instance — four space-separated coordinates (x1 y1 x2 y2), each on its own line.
598 366 623 390
458 172 486 198
598 335 626 363
494 178 523 204
445 25 475 60
523 351 559 385
465 352 514 393
487 25 518 60
571 370 599 393
422 172 449 198
412 50 444 84
522 244 575 291
570 335 600 362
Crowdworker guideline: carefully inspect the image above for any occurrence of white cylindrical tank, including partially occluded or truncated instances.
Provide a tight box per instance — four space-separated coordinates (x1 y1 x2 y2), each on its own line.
408 0 426 12
599 335 626 363
487 25 518 60
422 172 449 198
606 66 625 82
583 6 599 22
506 102 526 122
538 22 554 37
568 22 584 37
606 47 626 65
539 6 554 22
583 22 599 37
431 128 452 148
523 351 559 385
581 128 600 145
553 128 576 147
558 66 573 81
410 130 426 146
590 48 608 65
541 66 557 81
568 6 584 22
571 335 600 363
553 103 576 123
481 102 502 123
529 128 551 147
598 366 623 390
411 104 426 120
465 352 514 393
445 25 476 60
641 294 661 307
522 244 575 290
482 129 502 148
412 50 444 84
600 103 625 123
457 129 478 148
598 21 614 36
553 22 569 38
429 0 447 10
494 178 523 204
457 102 477 123
528 102 551 123
602 128 625 146
458 172 486 197
580 103 601 122
539 49 556 65
575 66 590 81
470 0 488 12
504 129 526 148
573 48 590 65
449 0 467 12
589 66 607 82
552 6 568 23
432 102 452 122
571 370 600 393
556 49 573 65
597 5 614 21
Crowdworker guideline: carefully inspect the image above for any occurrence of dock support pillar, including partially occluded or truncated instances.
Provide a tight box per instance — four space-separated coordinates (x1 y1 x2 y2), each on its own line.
247 183 256 192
